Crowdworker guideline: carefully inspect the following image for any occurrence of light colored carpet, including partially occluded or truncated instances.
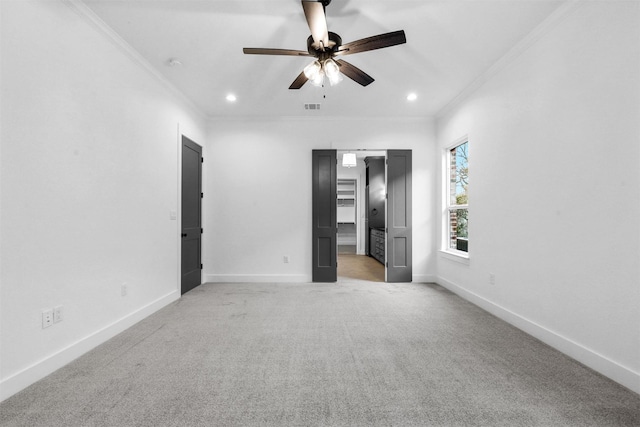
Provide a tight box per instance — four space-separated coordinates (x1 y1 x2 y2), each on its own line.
1 282 639 426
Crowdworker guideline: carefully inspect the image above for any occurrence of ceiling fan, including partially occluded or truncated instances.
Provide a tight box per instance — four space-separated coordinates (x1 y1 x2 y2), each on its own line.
243 0 406 89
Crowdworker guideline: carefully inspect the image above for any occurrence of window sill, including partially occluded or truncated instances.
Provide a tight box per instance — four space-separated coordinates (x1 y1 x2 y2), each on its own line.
439 250 470 265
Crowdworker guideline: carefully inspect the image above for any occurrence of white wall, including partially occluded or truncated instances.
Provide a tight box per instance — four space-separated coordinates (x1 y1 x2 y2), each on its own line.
0 0 206 400
436 1 640 393
204 117 436 283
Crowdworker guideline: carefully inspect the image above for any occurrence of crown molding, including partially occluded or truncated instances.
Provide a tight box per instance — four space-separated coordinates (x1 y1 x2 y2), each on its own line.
436 0 582 120
207 115 436 125
63 0 207 121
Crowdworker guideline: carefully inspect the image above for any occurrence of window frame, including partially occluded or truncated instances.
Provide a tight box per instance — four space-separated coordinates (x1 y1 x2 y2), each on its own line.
442 137 469 259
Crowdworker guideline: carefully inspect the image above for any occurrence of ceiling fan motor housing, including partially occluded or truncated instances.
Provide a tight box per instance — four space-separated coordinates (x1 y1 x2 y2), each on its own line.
307 32 342 57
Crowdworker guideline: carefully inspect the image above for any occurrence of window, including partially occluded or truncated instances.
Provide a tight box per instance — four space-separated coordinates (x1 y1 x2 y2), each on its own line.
446 140 468 253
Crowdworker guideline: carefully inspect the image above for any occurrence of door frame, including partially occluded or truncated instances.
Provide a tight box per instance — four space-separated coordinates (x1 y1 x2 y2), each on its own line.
321 149 412 283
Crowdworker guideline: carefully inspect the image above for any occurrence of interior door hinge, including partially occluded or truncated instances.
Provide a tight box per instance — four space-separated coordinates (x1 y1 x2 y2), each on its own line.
201 228 203 234
201 157 204 163
201 192 204 198
200 263 203 269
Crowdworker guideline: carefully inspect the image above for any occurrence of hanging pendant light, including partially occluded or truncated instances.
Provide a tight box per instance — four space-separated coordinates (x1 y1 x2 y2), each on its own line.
304 60 324 87
324 59 343 86
303 58 343 88
342 152 357 168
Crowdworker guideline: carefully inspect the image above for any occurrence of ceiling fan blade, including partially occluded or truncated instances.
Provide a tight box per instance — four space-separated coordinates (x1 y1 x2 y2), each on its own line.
336 30 406 56
289 71 309 89
302 1 329 50
335 59 374 87
243 48 311 57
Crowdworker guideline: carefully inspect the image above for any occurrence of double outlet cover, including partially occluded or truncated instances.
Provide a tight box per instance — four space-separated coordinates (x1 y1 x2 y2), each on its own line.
42 306 63 329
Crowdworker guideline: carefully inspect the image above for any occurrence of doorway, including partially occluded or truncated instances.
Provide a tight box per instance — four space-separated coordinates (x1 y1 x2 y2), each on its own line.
312 149 412 283
337 150 384 282
181 135 202 294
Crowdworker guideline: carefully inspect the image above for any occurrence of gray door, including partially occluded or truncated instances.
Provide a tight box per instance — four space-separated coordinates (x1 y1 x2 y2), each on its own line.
181 136 202 294
386 150 412 282
312 150 337 282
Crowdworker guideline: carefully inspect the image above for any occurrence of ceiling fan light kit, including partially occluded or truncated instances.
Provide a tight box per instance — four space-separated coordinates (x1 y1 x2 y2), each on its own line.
243 0 406 90
304 58 343 87
303 60 323 86
323 59 343 86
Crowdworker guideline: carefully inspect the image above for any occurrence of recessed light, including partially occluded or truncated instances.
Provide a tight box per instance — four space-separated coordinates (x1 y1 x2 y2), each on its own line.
407 93 417 101
226 94 237 102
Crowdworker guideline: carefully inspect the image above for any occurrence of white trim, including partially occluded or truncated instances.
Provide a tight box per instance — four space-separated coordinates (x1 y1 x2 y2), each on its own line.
205 274 312 283
447 204 468 210
436 0 582 119
436 276 640 394
444 134 470 152
176 124 183 295
207 274 437 285
62 0 206 121
412 274 438 284
0 291 180 402
439 250 470 265
208 116 435 125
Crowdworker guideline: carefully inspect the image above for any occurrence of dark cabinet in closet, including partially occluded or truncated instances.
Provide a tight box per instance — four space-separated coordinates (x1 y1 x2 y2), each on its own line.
370 228 385 265
365 157 385 229
365 156 385 264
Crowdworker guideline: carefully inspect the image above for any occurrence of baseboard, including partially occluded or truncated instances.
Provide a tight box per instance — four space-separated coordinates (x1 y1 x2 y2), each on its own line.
412 274 437 284
436 276 640 394
0 290 180 402
205 274 312 283
205 274 437 285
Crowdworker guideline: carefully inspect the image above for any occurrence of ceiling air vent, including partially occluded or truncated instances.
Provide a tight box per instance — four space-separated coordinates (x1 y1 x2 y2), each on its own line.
304 103 321 110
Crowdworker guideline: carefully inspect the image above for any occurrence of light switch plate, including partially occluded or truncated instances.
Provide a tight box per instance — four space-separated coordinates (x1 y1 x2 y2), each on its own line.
53 305 63 323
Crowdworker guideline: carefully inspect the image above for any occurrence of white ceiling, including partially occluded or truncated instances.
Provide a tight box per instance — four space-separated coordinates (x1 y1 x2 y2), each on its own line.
83 0 564 119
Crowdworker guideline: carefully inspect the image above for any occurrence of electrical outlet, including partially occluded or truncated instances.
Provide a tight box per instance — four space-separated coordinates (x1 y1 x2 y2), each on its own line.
42 309 53 329
121 283 128 297
489 273 496 285
53 305 63 323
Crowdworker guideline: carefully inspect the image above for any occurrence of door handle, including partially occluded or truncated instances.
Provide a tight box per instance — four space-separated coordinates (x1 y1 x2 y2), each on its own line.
181 233 187 237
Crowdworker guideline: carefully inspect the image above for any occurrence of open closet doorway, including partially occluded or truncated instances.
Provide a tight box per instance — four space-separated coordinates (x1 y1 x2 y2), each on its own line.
337 150 385 282
336 149 412 283
312 149 412 283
